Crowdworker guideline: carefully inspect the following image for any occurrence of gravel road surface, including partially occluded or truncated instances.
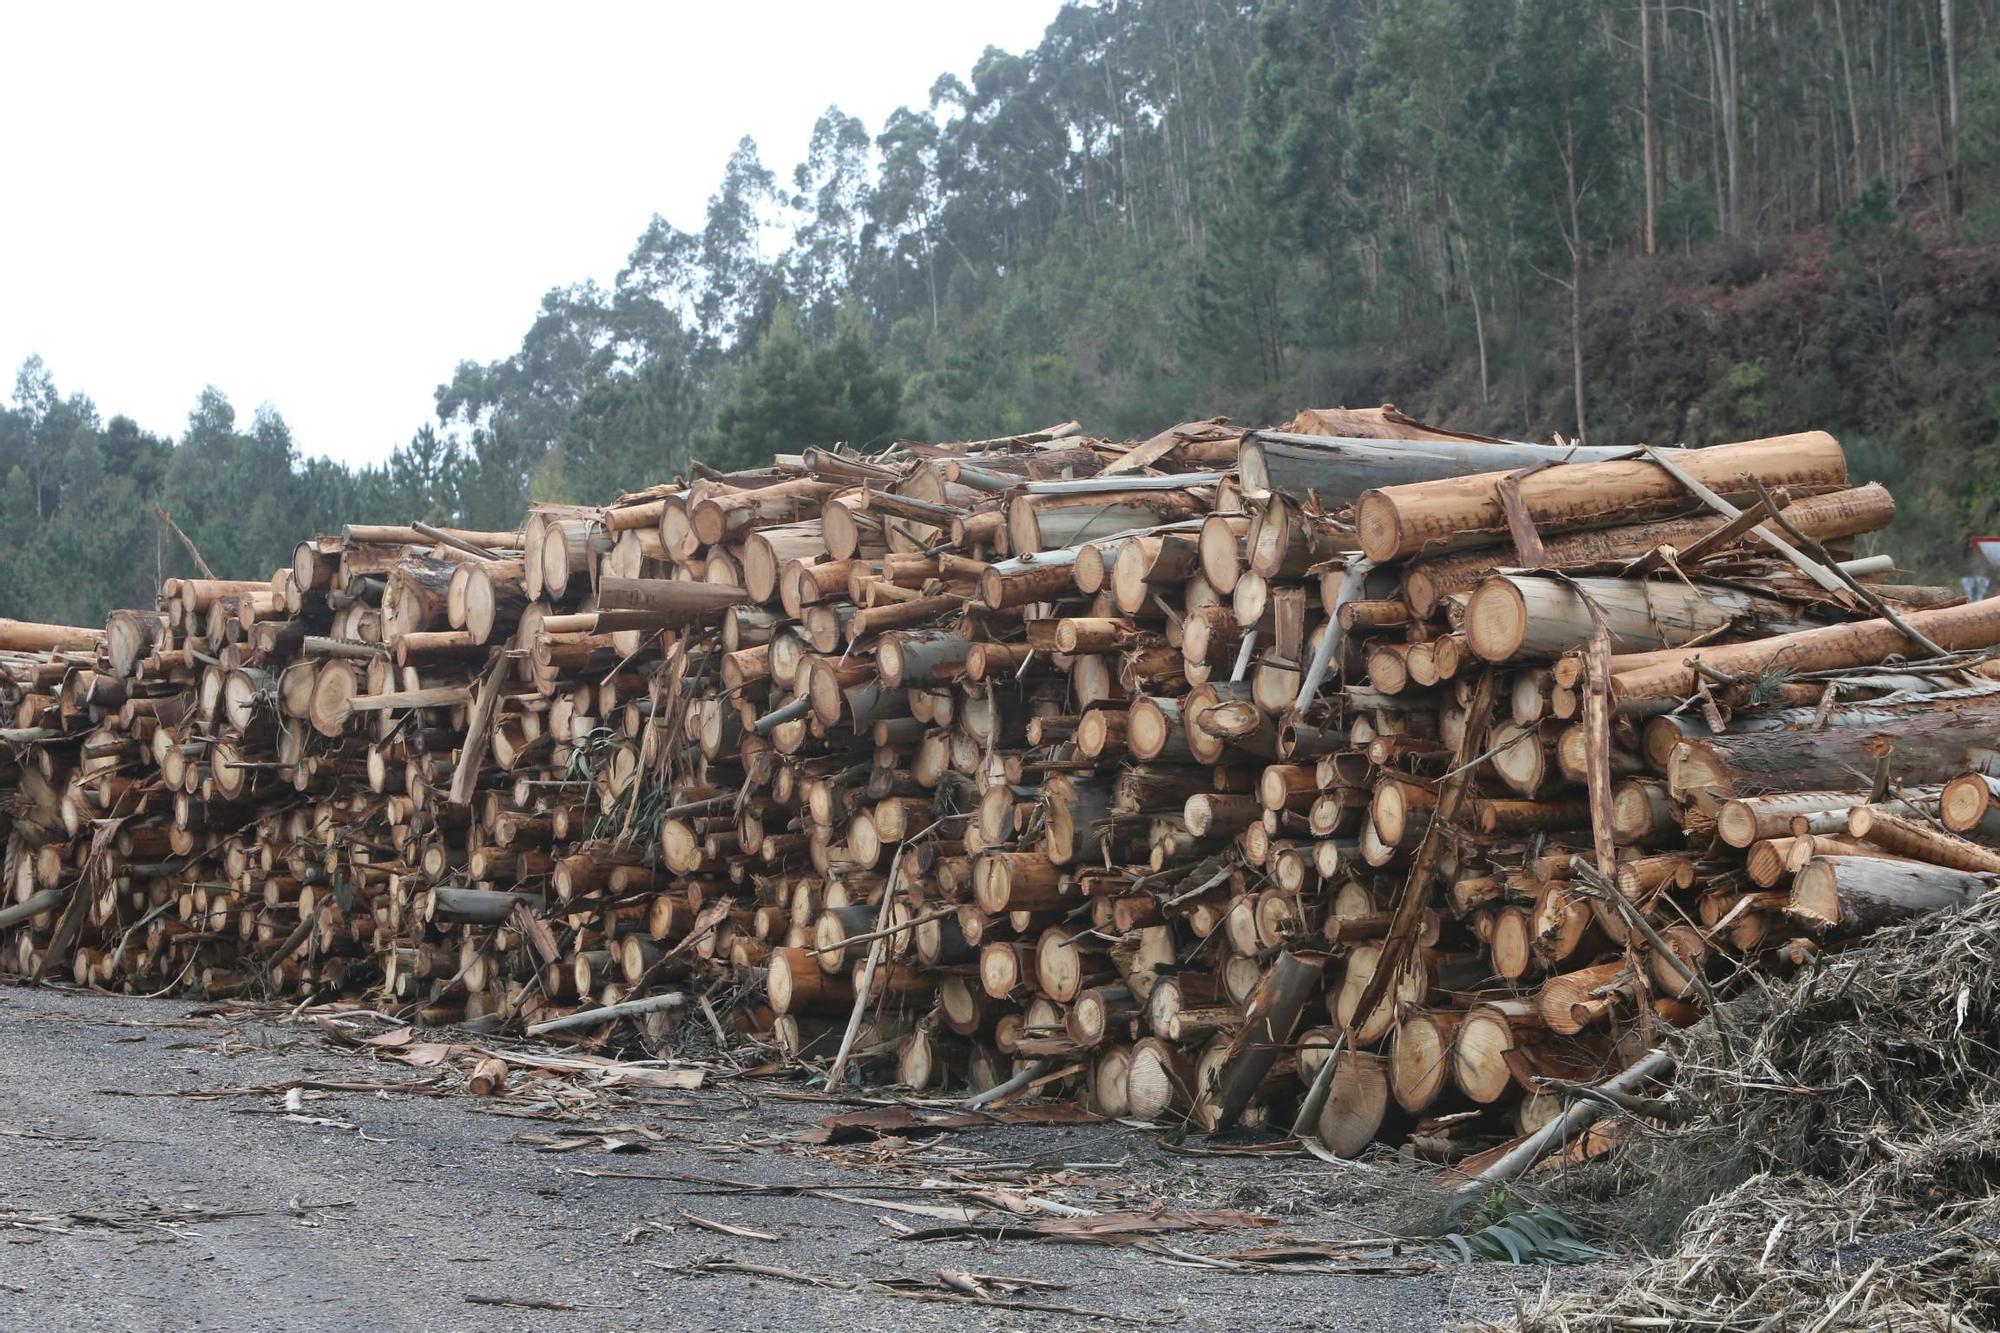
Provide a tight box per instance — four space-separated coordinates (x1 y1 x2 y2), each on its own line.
0 984 1567 1331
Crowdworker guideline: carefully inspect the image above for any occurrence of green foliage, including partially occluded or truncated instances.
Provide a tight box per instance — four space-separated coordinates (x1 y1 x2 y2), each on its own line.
708 307 902 470
1438 1202 1612 1265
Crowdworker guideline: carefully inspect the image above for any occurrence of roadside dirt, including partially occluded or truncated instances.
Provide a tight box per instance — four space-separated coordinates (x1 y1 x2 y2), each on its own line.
0 984 1564 1331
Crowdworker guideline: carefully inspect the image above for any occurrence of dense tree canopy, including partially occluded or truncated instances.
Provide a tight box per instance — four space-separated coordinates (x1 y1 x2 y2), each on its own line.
8 0 2000 621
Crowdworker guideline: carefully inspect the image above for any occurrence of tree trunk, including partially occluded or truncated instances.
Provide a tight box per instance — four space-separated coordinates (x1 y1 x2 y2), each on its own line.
1640 0 1658 255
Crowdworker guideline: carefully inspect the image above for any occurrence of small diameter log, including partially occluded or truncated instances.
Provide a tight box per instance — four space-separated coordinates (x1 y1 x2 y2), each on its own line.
1789 856 1992 933
596 577 750 620
1846 806 2000 873
525 991 686 1036
1717 790 1906 848
1008 491 1206 554
0 620 105 654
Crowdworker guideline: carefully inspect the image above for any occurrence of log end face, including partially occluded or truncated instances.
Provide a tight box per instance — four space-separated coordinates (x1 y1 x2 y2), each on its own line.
1465 577 1530 663
1353 491 1403 563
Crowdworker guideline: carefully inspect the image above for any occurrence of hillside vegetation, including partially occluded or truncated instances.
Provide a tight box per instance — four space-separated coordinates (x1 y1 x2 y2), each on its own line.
7 0 2000 621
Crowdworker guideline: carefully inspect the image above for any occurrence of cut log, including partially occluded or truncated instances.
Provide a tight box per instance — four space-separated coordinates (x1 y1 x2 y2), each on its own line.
1464 574 1822 662
1354 432 1847 563
1615 597 2000 701
1789 856 1991 933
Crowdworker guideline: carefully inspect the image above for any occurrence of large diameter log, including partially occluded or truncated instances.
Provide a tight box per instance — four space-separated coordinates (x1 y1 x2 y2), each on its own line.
1211 950 1326 1132
1465 574 1822 663
1125 1036 1197 1121
1388 1009 1464 1114
106 611 168 678
744 523 831 604
768 946 854 1014
1669 692 2000 800
1452 1000 1545 1104
1354 432 1846 563
1042 773 1109 865
1313 1050 1410 1158
1614 596 2000 701
459 560 529 645
691 479 838 546
381 556 459 639
1401 483 1896 617
1789 856 1992 933
1239 432 1647 501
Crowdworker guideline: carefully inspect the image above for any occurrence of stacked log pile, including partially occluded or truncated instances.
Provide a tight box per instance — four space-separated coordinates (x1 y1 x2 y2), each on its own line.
5 405 1999 1167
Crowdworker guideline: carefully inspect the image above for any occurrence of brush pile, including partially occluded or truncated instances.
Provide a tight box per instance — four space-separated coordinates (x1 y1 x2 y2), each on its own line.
4 404 2000 1174
1495 891 2000 1331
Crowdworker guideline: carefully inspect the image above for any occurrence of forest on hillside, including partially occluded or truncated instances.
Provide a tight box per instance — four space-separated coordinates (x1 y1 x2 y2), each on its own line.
7 0 2000 622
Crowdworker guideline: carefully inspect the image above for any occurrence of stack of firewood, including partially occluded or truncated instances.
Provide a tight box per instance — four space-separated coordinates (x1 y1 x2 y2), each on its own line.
5 403 1999 1167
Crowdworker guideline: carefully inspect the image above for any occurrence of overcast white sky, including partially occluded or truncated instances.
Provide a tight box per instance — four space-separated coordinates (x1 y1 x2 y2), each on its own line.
0 1 1065 466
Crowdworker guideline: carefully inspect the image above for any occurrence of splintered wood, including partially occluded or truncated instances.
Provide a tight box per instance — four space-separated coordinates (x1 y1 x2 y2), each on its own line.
5 404 2000 1169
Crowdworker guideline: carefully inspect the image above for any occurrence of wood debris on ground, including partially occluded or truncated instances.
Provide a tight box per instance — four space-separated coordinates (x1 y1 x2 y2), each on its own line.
3 401 1997 1187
